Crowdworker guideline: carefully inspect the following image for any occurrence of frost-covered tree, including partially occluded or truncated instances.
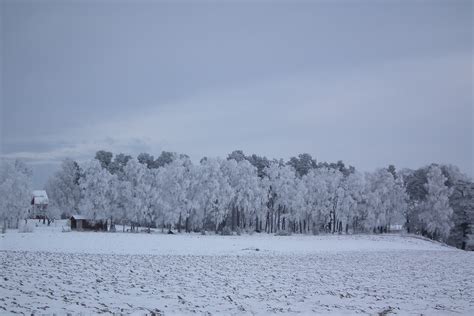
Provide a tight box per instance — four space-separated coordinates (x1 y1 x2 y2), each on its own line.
318 168 343 233
196 158 233 232
111 177 132 231
95 150 113 171
402 164 471 244
288 177 306 232
287 153 317 177
154 151 177 168
418 165 454 241
80 160 117 225
448 180 474 249
246 154 271 178
337 172 365 234
326 169 360 234
45 158 82 218
318 160 355 177
137 152 155 169
301 168 337 233
227 150 247 162
156 157 195 232
180 162 203 232
265 163 298 233
400 167 428 233
222 159 262 231
123 159 159 231
0 159 32 231
364 168 407 233
299 170 319 233
109 153 132 177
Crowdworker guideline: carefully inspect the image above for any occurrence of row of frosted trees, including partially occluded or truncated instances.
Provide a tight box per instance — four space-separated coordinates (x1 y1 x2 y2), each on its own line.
43 151 473 246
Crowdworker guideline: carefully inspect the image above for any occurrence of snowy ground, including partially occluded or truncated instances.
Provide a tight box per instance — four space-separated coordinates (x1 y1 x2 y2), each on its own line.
1 222 473 315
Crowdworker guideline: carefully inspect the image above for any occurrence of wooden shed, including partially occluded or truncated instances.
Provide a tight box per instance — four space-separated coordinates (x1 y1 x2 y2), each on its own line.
70 215 107 231
70 215 87 230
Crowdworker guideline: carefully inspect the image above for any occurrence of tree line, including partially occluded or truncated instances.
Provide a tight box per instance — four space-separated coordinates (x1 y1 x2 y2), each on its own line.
41 150 474 249
0 150 472 249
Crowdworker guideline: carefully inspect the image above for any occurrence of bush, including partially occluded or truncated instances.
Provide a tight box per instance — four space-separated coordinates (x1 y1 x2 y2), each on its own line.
18 222 34 233
467 234 474 251
220 226 233 236
274 230 292 236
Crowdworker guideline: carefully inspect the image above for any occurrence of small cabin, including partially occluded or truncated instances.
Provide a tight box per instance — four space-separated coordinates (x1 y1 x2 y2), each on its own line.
30 190 49 219
70 215 107 231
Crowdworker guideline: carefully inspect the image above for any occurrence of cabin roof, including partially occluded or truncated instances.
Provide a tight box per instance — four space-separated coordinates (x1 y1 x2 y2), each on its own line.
32 190 48 205
32 190 47 197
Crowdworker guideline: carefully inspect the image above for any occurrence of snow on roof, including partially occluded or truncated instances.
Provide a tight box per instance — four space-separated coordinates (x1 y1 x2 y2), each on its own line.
70 215 88 220
32 190 48 197
32 190 49 205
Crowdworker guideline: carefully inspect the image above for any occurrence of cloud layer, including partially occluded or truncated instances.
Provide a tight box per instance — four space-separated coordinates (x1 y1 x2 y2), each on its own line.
3 53 472 177
1 1 472 188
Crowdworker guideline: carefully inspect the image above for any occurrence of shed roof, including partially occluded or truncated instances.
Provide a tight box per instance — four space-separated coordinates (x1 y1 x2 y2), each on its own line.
70 215 88 220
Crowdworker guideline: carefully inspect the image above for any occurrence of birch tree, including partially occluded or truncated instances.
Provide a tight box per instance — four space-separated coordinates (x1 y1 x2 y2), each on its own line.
45 158 82 218
0 159 32 231
80 160 117 226
418 165 453 241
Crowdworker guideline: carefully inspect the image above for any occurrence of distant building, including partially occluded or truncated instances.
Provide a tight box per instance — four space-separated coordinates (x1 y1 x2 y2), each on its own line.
70 215 108 231
30 190 49 219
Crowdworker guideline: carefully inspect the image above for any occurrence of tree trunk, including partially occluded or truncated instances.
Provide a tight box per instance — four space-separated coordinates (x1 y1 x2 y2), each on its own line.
265 211 269 233
330 211 334 233
236 208 240 229
231 206 235 231
277 208 281 231
270 212 274 233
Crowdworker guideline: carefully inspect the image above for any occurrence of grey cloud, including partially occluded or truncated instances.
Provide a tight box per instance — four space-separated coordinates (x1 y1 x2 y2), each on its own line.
17 52 468 175
1 0 472 186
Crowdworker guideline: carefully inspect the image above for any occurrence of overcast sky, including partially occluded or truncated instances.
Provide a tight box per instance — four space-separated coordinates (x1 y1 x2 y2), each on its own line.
1 0 472 187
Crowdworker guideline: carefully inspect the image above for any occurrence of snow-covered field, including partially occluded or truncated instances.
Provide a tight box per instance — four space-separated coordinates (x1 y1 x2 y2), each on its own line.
1 222 473 315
